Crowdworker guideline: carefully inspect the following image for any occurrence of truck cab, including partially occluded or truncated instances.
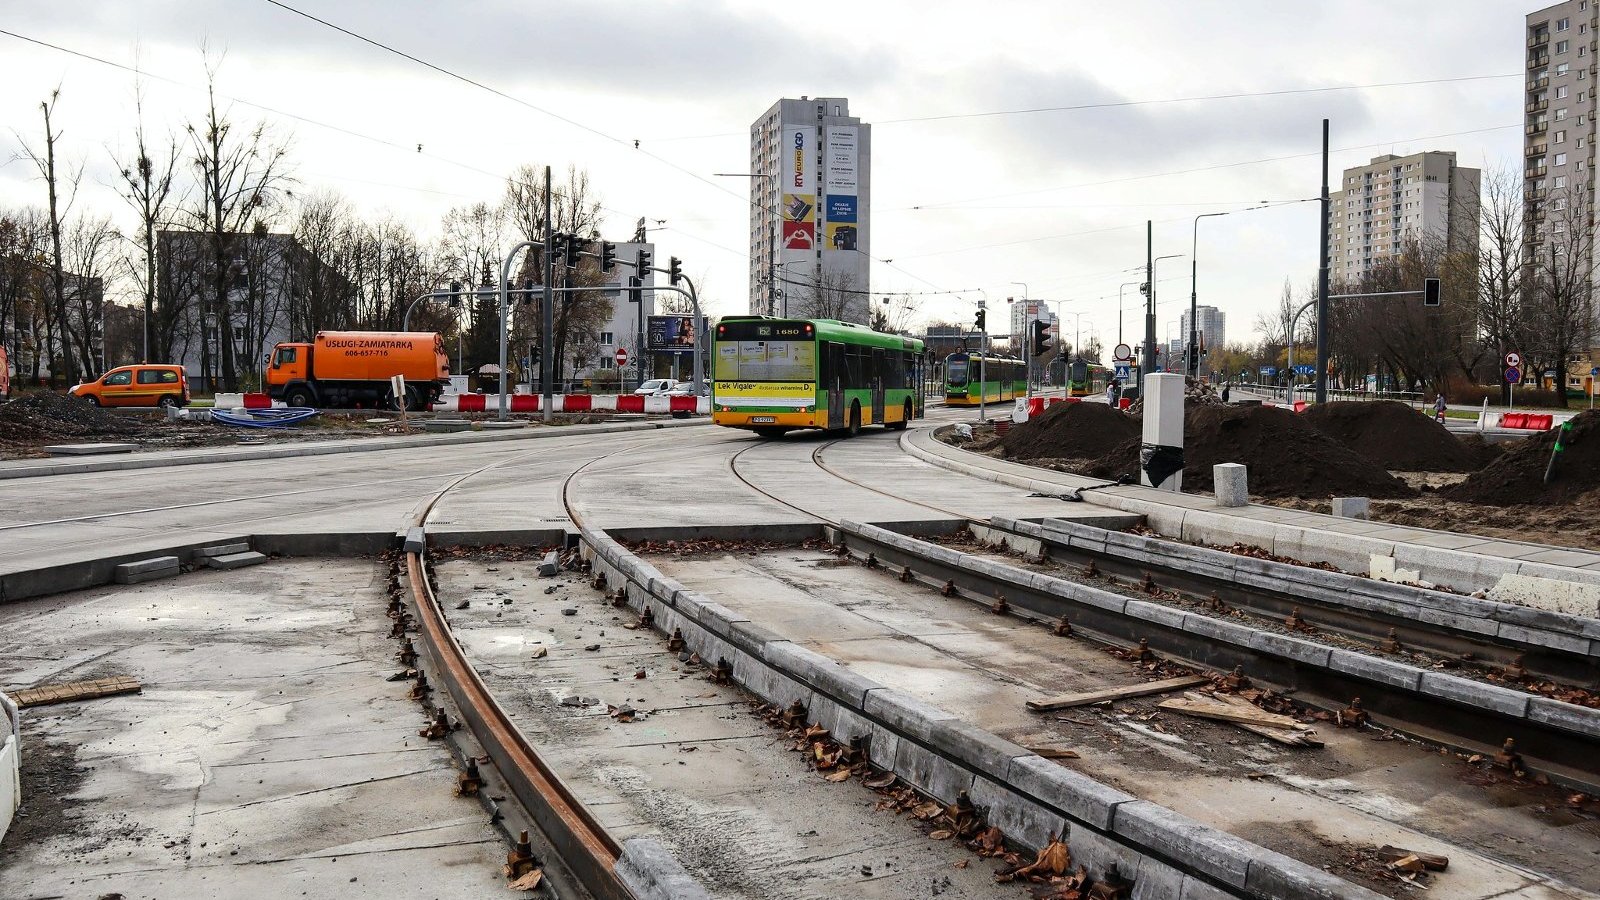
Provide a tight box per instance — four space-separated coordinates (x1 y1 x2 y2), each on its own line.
267 343 314 406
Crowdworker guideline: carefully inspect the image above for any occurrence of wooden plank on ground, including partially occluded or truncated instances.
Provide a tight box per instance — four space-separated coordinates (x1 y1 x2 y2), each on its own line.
6 676 142 709
1025 675 1208 712
1158 692 1322 747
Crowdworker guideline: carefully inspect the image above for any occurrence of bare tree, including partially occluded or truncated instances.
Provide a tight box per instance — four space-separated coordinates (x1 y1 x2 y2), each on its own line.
112 78 183 364
789 269 860 321
61 214 121 375
1523 186 1597 407
15 89 83 385
184 61 292 389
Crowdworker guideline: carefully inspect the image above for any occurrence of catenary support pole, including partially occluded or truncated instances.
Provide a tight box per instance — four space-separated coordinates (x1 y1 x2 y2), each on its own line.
1143 221 1156 395
1314 118 1331 404
541 165 554 424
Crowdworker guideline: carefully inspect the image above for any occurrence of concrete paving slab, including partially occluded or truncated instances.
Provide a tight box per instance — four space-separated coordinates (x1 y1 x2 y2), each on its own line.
0 559 507 899
43 442 138 455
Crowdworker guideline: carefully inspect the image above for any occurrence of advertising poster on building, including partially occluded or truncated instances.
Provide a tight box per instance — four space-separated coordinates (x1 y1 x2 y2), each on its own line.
823 126 858 254
781 126 816 251
647 315 697 353
781 193 815 250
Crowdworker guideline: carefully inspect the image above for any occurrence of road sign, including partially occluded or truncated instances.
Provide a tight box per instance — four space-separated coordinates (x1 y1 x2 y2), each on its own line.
1505 351 1522 368
1114 362 1131 382
1592 366 1599 377
1505 366 1520 384
1292 364 1316 376
1113 343 1132 361
615 347 630 367
1260 366 1278 377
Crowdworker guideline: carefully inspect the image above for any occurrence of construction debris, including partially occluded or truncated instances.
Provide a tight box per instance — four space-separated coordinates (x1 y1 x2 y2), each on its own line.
1026 675 1208 712
7 676 142 709
1158 692 1322 747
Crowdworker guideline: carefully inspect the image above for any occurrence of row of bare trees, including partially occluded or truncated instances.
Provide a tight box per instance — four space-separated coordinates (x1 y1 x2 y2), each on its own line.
2 67 639 391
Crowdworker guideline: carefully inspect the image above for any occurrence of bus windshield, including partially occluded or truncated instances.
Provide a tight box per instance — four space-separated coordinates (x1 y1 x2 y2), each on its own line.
947 359 968 385
715 340 816 382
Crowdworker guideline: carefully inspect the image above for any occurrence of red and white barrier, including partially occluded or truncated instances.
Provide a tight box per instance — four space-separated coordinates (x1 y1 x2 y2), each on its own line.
1013 395 1079 423
212 392 286 410
1488 412 1566 430
428 394 708 415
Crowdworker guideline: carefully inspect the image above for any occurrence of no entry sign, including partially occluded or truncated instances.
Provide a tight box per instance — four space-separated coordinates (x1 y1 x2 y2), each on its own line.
615 347 630 367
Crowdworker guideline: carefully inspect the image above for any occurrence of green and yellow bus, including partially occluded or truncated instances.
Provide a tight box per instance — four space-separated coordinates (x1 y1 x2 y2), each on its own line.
712 317 926 438
944 352 1025 406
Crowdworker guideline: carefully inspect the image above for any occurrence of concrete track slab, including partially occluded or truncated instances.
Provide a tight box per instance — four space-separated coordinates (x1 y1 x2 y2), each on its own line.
0 559 506 899
430 555 1012 900
651 547 1600 900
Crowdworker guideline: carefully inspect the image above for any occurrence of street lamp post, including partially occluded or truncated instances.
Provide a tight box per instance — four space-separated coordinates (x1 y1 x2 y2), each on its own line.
1117 281 1141 347
1151 255 1183 374
1010 281 1029 398
716 172 778 315
1190 204 1269 376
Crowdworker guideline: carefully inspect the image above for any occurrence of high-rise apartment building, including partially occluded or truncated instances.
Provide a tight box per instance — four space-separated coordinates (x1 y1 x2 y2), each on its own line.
1327 152 1480 283
748 97 871 324
1179 305 1226 355
1525 3 1597 252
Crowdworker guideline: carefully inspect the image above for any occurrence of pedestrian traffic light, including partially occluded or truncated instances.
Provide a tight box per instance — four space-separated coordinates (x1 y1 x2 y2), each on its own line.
563 235 585 269
549 233 567 265
637 249 653 274
1423 276 1441 307
668 256 683 286
974 309 986 331
599 241 617 272
1030 320 1050 357
627 275 643 304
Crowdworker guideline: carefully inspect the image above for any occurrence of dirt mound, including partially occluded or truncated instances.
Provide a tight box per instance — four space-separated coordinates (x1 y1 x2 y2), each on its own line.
1444 410 1600 506
1301 400 1480 472
998 400 1140 461
1079 404 1416 499
0 391 147 440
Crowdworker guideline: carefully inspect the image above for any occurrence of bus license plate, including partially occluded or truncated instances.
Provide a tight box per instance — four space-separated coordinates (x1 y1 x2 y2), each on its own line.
751 416 776 423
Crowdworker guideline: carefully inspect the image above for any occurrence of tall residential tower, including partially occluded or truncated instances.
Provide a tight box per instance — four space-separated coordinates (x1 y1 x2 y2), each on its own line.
1327 152 1480 283
1525 3 1596 252
748 97 871 325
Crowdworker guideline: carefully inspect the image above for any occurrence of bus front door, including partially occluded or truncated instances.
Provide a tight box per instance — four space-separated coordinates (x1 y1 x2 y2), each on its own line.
827 342 845 429
870 348 885 424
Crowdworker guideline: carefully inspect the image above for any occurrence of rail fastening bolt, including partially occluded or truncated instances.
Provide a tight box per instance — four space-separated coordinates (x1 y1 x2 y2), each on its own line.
1379 628 1402 654
991 592 1009 615
1136 638 1155 664
899 565 913 583
666 628 685 652
1054 616 1073 637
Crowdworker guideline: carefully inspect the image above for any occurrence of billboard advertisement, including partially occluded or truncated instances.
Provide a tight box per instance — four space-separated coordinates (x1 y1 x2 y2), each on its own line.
647 315 698 353
822 126 858 254
781 126 816 252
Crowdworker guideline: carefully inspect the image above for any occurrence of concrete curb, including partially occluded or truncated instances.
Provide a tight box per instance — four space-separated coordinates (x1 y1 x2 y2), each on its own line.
615 837 714 900
901 426 1600 594
995 517 1600 656
840 519 1600 750
0 417 710 481
578 523 1378 899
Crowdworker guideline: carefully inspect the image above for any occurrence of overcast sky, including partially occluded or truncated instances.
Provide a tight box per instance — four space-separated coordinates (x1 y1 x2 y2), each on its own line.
0 0 1527 347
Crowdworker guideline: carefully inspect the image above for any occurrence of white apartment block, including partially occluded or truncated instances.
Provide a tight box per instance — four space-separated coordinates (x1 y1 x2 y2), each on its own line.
1526 2 1598 253
1179 305 1226 354
1328 152 1480 283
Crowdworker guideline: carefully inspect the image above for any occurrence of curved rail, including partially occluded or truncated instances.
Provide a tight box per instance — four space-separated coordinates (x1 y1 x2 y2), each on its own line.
400 441 671 900
725 434 972 525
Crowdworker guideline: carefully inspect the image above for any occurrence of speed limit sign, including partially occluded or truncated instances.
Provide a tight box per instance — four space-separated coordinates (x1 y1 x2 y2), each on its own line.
1505 351 1522 368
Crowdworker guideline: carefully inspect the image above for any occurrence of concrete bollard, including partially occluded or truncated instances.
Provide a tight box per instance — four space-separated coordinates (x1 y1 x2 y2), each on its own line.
1140 373 1185 492
1332 497 1370 520
1 691 18 844
1213 463 1248 507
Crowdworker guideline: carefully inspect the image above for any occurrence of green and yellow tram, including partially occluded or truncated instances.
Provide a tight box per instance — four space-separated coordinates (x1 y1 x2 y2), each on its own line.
944 352 1025 406
1067 360 1112 397
712 317 926 438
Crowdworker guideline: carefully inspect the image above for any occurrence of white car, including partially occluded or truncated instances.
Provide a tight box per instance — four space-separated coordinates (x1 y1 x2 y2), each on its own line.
665 381 707 397
634 379 675 396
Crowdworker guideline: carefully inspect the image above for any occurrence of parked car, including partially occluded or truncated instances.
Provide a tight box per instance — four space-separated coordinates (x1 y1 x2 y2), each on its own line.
634 378 675 396
69 364 190 408
665 380 707 397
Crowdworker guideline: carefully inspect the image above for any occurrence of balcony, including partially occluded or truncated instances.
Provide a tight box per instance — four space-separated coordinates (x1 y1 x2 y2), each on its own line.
1527 164 1549 178
1528 120 1549 135
1530 51 1551 69
1527 98 1549 113
1526 187 1548 201
1528 142 1549 157
1530 31 1550 47
1529 76 1551 91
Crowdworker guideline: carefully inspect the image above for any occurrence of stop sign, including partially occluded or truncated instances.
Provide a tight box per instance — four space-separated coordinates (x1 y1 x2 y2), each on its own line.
615 347 629 366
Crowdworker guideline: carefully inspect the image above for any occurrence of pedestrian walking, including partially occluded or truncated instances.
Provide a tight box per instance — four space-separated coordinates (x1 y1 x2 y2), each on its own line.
1106 380 1120 407
1434 391 1447 424
1222 381 1231 403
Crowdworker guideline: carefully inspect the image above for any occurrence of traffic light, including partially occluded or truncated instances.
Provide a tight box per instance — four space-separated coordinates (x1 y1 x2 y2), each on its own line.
599 241 617 272
521 279 535 306
668 256 683 286
637 249 653 274
549 233 567 266
1423 276 1441 307
627 275 643 304
530 347 541 367
563 235 585 269
448 280 462 308
1030 320 1050 357
974 309 986 331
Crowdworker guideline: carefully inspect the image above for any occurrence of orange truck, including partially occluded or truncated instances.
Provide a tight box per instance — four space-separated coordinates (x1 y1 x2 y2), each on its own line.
267 331 450 410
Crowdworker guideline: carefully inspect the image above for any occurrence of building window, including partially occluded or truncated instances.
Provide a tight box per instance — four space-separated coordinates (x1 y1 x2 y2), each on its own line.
1558 62 1572 75
1557 152 1570 165
1558 85 1571 98
1558 129 1568 143
1558 17 1570 31
1556 175 1569 187
1559 39 1571 53
1558 107 1570 120
1584 45 1589 56
600 331 613 344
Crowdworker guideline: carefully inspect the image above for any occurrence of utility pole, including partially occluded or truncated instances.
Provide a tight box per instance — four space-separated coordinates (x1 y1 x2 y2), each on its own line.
1143 221 1156 396
1314 118 1332 404
541 165 554 424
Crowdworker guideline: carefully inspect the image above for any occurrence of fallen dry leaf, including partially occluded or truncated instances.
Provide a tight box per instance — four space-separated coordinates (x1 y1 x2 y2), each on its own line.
508 868 544 891
825 769 852 783
863 771 896 790
928 829 954 840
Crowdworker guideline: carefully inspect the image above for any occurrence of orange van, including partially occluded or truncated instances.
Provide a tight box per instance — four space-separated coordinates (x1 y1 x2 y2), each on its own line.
69 364 189 408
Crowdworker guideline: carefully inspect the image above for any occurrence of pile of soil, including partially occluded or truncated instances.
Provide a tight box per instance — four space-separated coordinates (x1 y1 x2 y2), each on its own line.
1301 400 1481 472
997 401 1140 461
1126 376 1224 417
1080 404 1416 499
0 391 147 440
1444 410 1600 506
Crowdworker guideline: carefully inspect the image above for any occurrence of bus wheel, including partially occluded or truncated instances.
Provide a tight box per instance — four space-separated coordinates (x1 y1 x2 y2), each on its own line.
889 400 911 431
847 402 862 437
753 426 787 439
